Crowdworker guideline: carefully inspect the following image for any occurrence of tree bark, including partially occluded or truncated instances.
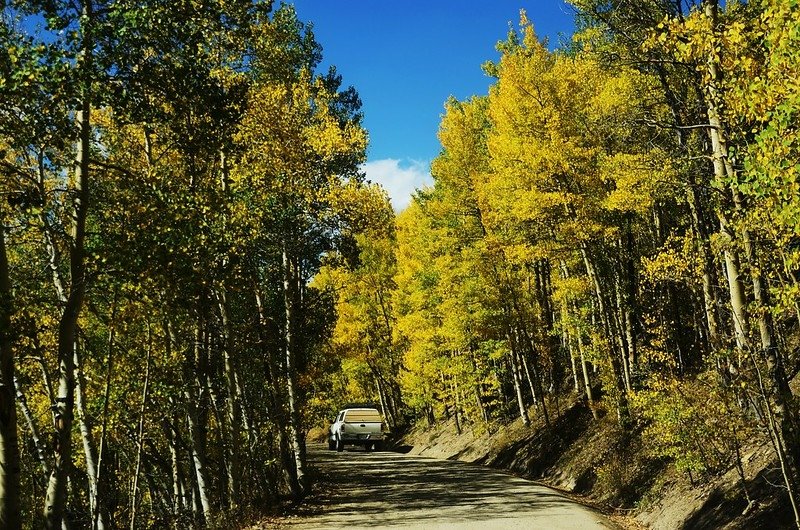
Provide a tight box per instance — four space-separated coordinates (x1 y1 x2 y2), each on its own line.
622 225 638 375
44 1 92 520
581 246 629 425
613 272 633 392
517 331 538 406
94 295 117 530
566 327 580 393
719 215 751 350
558 262 580 393
687 184 723 351
14 375 48 476
701 0 750 351
129 325 152 530
468 348 489 424
372 367 390 425
576 332 600 420
449 373 462 435
253 286 284 502
282 244 308 498
0 208 21 530
166 404 190 519
518 329 551 428
186 321 212 522
217 288 241 510
507 333 530 426
73 343 106 530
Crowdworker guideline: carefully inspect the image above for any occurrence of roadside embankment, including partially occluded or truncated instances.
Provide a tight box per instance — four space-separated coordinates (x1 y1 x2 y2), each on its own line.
399 398 795 529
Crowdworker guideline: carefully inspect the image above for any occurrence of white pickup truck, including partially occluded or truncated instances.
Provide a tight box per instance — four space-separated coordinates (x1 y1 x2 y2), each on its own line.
328 407 385 452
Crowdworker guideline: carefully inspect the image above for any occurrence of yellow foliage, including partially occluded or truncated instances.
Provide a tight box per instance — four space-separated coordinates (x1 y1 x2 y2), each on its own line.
642 234 699 284
234 69 367 201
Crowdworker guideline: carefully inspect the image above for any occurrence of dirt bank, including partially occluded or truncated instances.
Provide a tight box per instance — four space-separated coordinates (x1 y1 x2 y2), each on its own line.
400 398 795 529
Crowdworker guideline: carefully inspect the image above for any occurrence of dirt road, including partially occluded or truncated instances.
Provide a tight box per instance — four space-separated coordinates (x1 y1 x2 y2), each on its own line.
280 445 619 529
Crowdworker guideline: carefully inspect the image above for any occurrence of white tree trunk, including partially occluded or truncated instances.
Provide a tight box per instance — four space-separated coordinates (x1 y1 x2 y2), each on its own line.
282 245 308 498
129 327 152 530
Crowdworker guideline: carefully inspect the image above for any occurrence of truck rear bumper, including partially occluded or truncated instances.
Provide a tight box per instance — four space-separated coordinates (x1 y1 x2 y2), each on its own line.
340 434 384 443
341 433 383 442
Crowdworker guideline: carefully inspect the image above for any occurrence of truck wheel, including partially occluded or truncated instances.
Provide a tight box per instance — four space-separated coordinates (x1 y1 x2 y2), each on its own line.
328 438 336 451
373 441 383 452
336 436 343 452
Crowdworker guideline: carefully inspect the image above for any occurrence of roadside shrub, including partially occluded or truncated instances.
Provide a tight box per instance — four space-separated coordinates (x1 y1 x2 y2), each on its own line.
631 370 749 478
596 451 634 498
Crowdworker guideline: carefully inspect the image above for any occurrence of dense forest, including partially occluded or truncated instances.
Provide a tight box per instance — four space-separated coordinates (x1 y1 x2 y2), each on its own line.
1 0 384 527
323 0 800 527
1 0 800 528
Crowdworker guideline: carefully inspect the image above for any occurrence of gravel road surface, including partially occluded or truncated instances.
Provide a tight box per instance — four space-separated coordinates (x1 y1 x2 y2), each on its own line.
280 444 619 530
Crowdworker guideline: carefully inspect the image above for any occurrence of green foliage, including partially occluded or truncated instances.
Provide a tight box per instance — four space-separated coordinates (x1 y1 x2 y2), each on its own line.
632 372 749 476
2 0 376 526
5 0 800 526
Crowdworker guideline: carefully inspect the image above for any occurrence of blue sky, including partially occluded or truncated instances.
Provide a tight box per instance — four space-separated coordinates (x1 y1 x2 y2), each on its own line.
289 1 577 209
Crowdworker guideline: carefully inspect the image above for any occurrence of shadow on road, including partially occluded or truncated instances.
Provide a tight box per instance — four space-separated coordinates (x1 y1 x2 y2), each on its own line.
287 445 615 529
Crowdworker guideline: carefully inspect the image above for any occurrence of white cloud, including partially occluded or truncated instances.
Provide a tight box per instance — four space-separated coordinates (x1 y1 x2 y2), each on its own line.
362 158 433 211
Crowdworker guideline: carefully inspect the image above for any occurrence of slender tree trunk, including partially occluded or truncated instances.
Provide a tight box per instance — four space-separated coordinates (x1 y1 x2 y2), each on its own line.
232 370 259 498
687 184 723 351
37 150 67 305
14 375 49 476
163 416 183 523
581 246 629 425
622 225 638 374
536 260 563 397
566 328 580 393
73 343 106 530
517 333 538 406
386 379 403 428
217 289 241 510
375 288 405 425
506 278 550 426
45 1 92 520
0 212 21 530
613 273 633 392
254 286 282 418
507 335 530 426
718 215 751 350
468 349 489 424
186 321 212 522
130 325 152 530
519 349 542 417
93 295 117 530
575 333 600 420
519 331 551 427
450 374 462 435
373 370 390 424
25 326 56 409
163 321 189 520
701 0 750 351
282 244 308 498
253 286 286 502
558 262 580 393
